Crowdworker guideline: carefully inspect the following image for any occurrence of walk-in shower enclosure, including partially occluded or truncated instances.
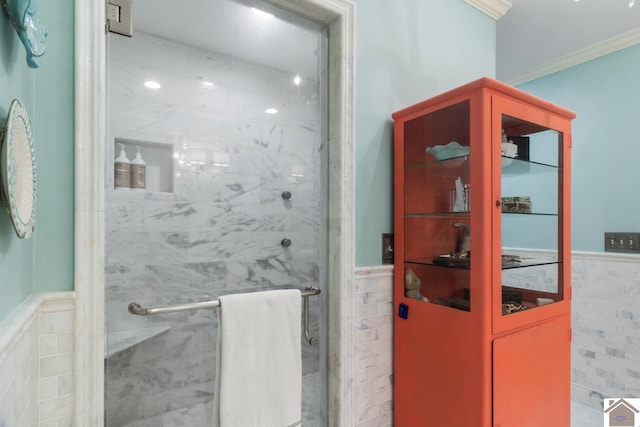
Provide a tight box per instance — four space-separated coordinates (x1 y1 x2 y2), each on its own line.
104 1 328 425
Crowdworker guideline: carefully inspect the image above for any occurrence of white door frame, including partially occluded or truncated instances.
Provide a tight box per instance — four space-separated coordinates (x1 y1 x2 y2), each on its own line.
73 0 355 425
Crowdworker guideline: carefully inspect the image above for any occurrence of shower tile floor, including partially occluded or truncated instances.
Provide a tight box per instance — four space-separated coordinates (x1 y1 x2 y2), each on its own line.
120 373 322 427
120 380 599 426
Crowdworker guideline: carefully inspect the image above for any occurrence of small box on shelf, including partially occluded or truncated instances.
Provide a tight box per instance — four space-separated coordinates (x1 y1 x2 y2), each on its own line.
501 196 531 213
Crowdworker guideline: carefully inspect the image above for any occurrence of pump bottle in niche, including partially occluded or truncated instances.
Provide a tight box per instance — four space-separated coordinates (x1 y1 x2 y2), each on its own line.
130 145 146 191
114 143 131 190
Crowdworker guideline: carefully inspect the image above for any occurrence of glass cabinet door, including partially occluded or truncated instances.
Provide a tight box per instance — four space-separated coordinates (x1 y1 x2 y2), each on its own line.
499 114 564 316
402 100 472 312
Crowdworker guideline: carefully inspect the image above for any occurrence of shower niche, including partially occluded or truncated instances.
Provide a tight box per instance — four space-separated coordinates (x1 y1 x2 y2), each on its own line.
112 138 174 193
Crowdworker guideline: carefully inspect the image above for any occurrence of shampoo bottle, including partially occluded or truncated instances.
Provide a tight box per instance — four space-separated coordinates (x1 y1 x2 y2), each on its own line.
114 143 131 190
130 146 146 191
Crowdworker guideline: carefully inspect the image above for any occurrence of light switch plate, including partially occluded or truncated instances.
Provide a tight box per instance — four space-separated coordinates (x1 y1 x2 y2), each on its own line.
604 232 640 253
382 233 394 264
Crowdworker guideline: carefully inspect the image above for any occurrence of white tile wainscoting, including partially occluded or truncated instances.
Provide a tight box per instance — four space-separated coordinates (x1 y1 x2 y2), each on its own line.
0 292 75 427
353 251 640 425
571 251 640 408
354 266 394 426
0 249 636 425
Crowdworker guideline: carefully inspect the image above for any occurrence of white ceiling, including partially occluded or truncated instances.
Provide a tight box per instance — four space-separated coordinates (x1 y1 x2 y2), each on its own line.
497 0 640 84
132 0 322 80
129 0 640 86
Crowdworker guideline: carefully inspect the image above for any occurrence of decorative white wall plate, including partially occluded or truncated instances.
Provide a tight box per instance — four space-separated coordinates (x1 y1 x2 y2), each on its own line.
0 98 36 238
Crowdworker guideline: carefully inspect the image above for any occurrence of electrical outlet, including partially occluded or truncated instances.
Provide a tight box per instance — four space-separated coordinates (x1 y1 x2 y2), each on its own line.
604 232 640 253
382 233 394 264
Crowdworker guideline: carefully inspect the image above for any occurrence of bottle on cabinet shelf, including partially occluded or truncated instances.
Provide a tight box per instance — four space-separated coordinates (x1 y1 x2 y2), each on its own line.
130 145 146 191
114 143 131 190
449 177 470 212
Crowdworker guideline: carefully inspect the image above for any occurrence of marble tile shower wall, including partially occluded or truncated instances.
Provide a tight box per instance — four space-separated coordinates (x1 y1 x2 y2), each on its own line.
105 32 322 425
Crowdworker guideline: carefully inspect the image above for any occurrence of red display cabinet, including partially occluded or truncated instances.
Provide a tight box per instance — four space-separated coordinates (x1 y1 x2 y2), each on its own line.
392 78 575 426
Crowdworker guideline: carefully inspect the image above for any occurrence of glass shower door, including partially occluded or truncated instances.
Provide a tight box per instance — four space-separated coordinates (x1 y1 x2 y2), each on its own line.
104 1 327 425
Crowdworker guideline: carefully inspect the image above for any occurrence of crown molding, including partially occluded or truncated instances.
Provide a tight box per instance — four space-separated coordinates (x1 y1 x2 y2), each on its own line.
506 27 640 86
464 0 512 20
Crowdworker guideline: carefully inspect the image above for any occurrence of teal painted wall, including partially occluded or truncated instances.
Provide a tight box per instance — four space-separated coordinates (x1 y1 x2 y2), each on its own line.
354 0 496 266
517 44 640 252
0 1 75 320
0 0 497 318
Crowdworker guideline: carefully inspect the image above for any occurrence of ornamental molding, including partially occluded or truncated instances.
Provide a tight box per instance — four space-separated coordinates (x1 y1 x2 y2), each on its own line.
464 0 512 20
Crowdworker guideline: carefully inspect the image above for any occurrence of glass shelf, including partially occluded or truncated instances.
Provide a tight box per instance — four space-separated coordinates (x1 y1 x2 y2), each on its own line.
405 155 559 173
501 211 557 217
405 256 559 270
405 212 470 218
405 155 469 169
406 259 469 269
405 210 558 218
501 257 560 270
405 211 558 217
501 156 558 175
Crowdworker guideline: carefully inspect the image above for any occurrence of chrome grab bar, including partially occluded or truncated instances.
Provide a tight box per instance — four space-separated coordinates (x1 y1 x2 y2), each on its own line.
303 292 318 347
127 286 321 345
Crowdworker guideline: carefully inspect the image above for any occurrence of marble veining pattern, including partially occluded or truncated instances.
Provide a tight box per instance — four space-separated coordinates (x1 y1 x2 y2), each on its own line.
105 22 325 426
74 0 354 424
117 372 321 427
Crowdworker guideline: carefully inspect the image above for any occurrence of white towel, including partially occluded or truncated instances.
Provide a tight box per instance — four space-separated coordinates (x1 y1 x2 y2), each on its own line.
214 289 302 427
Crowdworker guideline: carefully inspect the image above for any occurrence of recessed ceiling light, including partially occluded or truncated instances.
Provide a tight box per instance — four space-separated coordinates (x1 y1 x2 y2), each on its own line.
202 81 215 89
265 108 278 114
293 75 302 86
144 80 161 89
251 7 274 18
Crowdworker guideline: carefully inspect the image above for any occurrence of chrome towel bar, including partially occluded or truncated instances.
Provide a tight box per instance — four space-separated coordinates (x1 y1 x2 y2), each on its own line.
127 286 322 346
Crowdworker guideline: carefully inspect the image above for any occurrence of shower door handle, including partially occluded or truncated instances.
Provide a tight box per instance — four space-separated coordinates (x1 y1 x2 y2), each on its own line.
304 286 319 346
